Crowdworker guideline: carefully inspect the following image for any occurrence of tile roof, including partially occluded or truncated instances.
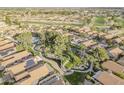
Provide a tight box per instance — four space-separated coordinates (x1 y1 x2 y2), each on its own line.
102 60 124 73
94 71 124 85
109 47 123 58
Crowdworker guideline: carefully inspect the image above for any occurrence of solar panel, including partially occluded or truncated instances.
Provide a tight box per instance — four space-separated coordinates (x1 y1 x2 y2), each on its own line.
25 59 36 69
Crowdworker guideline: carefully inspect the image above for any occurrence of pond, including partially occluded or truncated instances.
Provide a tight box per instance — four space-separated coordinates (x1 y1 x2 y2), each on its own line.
32 32 41 44
32 33 42 51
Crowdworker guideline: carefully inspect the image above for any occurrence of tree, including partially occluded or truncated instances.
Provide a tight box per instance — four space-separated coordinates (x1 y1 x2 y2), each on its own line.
62 51 81 69
4 16 12 25
85 54 98 64
114 72 124 79
15 32 33 52
40 31 70 59
94 47 109 62
13 19 21 28
16 44 24 51
39 30 46 48
94 16 106 26
54 34 70 58
83 53 102 71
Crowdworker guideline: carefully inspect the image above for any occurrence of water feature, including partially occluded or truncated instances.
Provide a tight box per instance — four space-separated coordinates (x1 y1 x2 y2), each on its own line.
13 32 42 51
32 32 42 51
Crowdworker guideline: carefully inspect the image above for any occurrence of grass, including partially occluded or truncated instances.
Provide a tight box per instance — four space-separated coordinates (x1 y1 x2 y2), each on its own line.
0 72 3 77
20 20 83 26
63 51 82 69
93 16 106 27
64 72 86 85
114 72 124 79
65 62 73 69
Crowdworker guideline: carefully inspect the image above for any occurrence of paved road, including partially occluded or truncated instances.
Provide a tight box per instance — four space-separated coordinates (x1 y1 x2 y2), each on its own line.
72 62 93 73
64 62 93 75
40 55 64 75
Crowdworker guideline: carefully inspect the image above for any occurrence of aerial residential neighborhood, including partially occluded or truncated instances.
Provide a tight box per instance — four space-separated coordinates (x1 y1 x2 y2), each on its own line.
0 8 124 85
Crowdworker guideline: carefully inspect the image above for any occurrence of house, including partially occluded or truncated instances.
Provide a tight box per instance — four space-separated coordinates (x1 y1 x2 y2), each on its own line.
0 50 32 67
102 60 124 73
0 48 16 58
14 72 30 82
104 34 116 40
117 57 124 66
87 31 95 35
6 58 38 76
92 43 105 49
81 40 97 48
15 63 53 85
93 71 124 85
113 36 124 44
0 38 5 41
0 22 7 28
34 56 43 62
0 39 12 46
4 55 44 82
98 32 106 37
108 47 124 59
0 43 15 51
107 30 124 36
79 26 91 33
88 31 98 37
38 74 64 85
6 62 27 76
64 33 74 37
113 37 122 44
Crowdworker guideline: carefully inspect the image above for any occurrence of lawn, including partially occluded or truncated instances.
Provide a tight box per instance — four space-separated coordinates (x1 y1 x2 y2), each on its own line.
94 16 106 26
0 72 2 77
64 72 86 85
0 72 3 77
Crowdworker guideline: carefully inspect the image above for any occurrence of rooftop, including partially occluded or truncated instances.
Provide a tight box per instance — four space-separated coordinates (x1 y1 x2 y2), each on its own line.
1 51 31 67
87 31 98 35
0 39 11 46
109 47 123 58
0 43 15 51
104 34 115 40
102 60 124 73
117 57 124 66
98 32 106 36
81 40 97 47
79 26 91 33
114 36 124 44
16 64 52 85
14 72 29 81
0 38 5 41
94 71 124 85
7 62 26 75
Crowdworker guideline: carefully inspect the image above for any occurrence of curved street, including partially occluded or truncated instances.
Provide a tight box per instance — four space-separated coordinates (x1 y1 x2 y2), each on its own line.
40 55 64 75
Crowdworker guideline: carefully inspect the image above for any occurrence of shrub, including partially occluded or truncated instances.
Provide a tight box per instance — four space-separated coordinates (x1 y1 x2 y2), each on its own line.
114 72 124 79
